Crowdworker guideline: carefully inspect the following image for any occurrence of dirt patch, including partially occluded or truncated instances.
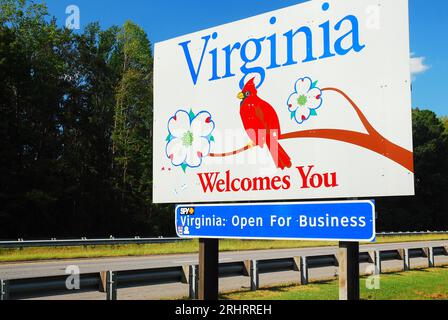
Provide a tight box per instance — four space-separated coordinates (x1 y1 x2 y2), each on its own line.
424 293 448 300
414 291 448 300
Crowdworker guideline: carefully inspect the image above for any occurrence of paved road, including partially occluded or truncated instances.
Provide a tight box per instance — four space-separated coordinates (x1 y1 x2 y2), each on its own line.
1 240 446 279
1 240 447 300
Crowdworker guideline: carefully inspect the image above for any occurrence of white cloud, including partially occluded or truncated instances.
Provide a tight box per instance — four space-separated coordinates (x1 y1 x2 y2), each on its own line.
410 54 430 80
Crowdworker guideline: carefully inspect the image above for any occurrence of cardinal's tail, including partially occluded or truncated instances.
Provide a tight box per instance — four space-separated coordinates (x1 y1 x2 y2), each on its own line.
267 139 292 170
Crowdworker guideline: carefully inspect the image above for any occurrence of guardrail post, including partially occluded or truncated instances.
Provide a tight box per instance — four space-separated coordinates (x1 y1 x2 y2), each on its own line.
299 257 308 285
189 265 198 300
293 256 308 285
250 260 259 291
106 271 117 300
403 248 410 271
426 247 435 268
0 280 9 300
374 250 381 275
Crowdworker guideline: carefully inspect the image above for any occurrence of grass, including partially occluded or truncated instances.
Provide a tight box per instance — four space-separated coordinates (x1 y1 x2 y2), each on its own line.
0 234 447 263
221 267 448 300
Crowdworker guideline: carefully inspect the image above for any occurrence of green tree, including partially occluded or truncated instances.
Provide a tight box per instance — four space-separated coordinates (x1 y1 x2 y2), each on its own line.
440 116 448 132
378 109 448 231
58 22 126 235
111 20 158 233
0 0 76 236
2 0 447 237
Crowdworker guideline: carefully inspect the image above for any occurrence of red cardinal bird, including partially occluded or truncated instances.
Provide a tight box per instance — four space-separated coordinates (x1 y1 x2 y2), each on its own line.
238 78 292 170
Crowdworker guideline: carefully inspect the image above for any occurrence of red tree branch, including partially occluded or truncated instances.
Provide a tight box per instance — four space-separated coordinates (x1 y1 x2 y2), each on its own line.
209 144 253 158
209 87 414 173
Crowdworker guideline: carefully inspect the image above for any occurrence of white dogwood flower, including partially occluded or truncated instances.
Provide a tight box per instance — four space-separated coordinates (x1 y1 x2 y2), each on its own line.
166 110 215 171
287 77 323 124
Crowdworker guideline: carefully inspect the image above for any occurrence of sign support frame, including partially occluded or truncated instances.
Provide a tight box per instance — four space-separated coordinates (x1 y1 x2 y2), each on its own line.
338 241 360 301
339 196 362 301
198 238 219 300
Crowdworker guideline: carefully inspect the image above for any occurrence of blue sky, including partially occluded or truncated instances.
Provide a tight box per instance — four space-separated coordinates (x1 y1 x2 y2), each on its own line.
45 0 446 116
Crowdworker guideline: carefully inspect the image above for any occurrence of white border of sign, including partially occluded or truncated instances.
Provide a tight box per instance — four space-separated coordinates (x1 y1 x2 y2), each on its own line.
154 0 414 204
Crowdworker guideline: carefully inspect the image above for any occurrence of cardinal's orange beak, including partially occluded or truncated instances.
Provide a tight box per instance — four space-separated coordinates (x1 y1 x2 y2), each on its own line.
237 92 245 100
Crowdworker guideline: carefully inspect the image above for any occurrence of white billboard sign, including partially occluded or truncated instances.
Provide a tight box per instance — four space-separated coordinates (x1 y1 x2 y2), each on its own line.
153 0 414 204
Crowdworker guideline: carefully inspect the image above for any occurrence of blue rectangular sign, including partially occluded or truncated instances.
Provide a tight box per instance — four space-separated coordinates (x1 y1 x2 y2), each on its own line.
175 201 376 242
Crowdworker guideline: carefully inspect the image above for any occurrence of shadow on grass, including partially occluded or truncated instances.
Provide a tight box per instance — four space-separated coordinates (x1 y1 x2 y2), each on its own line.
369 267 433 277
220 280 336 300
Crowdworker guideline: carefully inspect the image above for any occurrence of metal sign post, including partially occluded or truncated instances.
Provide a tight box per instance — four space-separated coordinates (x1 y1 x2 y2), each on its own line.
199 238 219 300
179 201 374 301
339 241 360 301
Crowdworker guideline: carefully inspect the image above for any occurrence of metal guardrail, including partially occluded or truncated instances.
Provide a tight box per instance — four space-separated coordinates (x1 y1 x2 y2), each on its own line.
0 237 190 249
378 231 448 237
1 244 447 300
1 231 447 249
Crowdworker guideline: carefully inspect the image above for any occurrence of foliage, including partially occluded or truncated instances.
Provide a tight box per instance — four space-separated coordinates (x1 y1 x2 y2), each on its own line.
0 0 173 238
440 116 448 132
0 0 446 238
377 109 448 231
